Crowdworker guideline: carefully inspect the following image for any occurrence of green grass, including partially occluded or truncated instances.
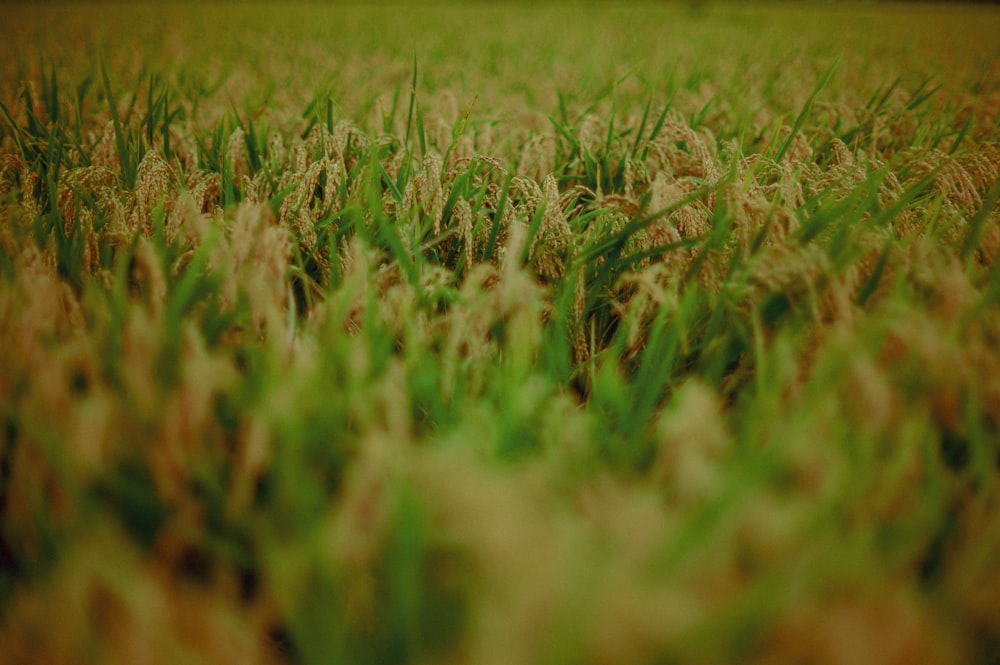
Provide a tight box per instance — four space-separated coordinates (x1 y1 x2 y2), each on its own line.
1 2 1000 664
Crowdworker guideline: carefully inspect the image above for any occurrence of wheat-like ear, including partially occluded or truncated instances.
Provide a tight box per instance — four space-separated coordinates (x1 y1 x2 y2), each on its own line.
578 113 605 156
451 196 474 272
516 133 555 181
132 150 177 234
528 174 572 281
777 124 813 165
0 154 22 198
226 125 248 180
934 151 987 212
401 151 446 235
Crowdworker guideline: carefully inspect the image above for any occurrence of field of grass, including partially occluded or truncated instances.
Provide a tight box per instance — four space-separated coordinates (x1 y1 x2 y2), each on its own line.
2 1 1000 663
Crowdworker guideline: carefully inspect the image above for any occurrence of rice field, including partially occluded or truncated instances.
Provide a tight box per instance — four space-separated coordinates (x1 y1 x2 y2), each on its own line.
1 1 1000 663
